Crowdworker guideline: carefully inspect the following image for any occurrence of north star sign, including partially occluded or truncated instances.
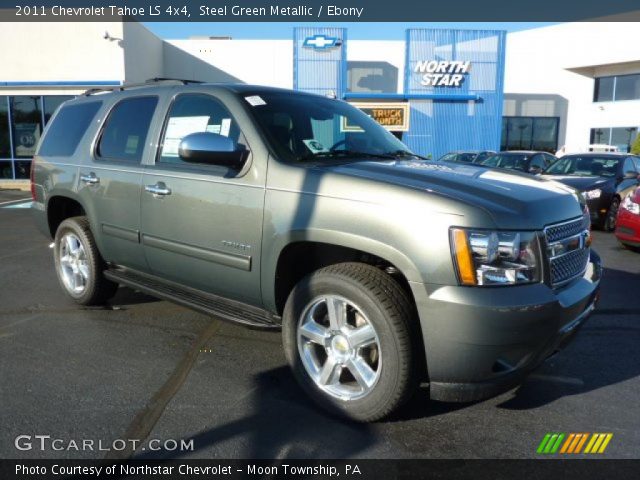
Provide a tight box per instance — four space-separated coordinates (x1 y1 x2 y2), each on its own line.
414 60 471 87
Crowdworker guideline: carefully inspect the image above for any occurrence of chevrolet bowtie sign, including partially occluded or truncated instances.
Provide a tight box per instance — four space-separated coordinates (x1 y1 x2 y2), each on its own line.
303 35 341 50
415 60 472 87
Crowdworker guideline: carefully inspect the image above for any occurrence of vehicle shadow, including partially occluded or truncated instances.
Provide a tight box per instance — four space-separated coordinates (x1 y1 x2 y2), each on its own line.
135 366 380 459
107 286 161 307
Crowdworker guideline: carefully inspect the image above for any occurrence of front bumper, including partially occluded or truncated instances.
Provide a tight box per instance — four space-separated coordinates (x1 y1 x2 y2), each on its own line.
586 197 611 227
410 250 602 403
615 209 640 246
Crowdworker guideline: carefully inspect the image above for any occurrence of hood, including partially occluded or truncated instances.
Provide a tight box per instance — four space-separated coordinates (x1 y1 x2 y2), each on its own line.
540 175 613 192
322 160 585 230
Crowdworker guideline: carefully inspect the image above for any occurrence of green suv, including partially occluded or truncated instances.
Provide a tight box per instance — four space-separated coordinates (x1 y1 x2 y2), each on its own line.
31 80 601 421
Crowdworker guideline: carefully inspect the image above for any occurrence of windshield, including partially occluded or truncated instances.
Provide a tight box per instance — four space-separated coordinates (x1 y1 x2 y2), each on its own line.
479 153 528 171
544 156 620 177
245 91 415 163
440 152 477 163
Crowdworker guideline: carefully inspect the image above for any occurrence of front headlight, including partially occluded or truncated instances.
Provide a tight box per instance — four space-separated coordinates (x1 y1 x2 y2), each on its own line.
621 194 640 215
450 228 542 286
584 188 602 200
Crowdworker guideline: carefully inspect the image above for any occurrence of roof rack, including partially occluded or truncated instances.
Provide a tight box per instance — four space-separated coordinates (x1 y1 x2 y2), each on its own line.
83 77 204 96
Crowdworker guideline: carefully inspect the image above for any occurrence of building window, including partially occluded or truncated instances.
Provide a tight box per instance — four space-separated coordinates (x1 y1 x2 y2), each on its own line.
0 94 76 179
591 126 638 152
501 116 559 153
594 74 640 102
347 61 398 94
10 96 43 159
0 98 9 159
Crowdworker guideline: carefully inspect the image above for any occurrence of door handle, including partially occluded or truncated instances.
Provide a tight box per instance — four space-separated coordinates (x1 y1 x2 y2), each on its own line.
145 183 171 196
80 173 100 185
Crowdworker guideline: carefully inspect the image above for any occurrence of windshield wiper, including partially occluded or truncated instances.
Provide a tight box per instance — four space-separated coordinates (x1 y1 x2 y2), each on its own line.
384 150 429 160
298 150 398 162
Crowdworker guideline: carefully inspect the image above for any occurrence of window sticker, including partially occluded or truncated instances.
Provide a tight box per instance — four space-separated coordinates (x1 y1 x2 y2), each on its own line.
220 118 232 137
303 139 329 153
245 95 266 107
206 124 221 134
125 136 139 155
162 116 210 157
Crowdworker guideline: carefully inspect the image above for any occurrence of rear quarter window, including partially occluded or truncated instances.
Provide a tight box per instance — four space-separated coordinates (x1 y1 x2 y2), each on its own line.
38 101 102 157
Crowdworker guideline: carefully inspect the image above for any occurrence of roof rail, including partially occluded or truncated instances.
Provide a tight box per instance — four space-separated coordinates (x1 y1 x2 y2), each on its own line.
83 77 204 96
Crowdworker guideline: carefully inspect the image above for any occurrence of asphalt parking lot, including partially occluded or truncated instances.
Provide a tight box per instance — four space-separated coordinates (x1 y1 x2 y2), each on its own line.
0 188 639 460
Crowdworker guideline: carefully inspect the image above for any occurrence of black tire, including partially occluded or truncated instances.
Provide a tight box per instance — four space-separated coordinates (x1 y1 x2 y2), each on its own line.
604 198 620 232
53 216 118 306
282 262 419 422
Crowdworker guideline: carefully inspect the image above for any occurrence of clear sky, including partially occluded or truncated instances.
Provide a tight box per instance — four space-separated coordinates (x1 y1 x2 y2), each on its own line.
143 22 559 40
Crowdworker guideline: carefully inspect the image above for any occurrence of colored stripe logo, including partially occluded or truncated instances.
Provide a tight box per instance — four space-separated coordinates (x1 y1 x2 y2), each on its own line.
537 433 613 454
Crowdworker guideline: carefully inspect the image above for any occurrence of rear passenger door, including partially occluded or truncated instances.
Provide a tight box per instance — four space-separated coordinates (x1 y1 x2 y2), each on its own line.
139 92 266 306
77 95 159 272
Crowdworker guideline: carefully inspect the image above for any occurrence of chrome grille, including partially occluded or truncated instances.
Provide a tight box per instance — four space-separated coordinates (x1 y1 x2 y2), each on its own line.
544 216 591 287
545 216 589 243
549 249 590 285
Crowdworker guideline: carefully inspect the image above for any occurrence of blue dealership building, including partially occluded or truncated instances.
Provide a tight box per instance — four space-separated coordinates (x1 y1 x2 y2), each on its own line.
0 21 638 181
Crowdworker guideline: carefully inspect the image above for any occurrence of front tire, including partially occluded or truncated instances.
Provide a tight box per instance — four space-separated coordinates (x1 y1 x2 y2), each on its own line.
604 197 620 232
53 216 118 305
282 262 418 422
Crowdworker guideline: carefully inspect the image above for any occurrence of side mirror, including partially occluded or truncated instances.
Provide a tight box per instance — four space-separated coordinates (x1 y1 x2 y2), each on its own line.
529 165 543 175
179 132 247 169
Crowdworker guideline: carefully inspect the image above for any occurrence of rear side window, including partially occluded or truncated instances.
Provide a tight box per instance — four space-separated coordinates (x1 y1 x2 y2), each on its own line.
97 96 158 162
38 102 102 157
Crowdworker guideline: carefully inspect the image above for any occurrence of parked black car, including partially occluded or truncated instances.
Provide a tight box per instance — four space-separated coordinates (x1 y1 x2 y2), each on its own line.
438 150 495 164
542 153 640 231
477 151 558 174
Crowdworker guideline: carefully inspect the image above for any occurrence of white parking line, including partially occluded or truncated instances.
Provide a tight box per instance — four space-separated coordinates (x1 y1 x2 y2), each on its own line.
0 197 31 206
529 374 585 386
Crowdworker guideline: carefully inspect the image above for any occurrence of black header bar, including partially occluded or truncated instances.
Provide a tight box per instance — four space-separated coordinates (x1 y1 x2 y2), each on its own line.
1 0 640 22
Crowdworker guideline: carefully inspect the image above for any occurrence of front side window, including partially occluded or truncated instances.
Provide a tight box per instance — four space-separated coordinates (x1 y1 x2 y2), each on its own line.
97 96 158 162
623 158 636 175
158 94 243 165
247 92 411 163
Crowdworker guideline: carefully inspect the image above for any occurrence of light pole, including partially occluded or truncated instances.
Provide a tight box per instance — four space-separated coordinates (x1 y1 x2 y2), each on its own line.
626 127 637 153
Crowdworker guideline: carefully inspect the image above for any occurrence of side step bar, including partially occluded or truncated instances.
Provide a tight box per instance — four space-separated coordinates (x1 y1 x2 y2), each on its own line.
104 269 280 331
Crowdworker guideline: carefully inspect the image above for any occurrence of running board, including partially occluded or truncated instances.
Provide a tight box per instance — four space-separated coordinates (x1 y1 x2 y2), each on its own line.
104 268 280 330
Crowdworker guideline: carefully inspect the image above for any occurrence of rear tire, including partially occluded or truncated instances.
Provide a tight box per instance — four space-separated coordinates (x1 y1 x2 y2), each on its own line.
53 216 118 306
282 262 419 422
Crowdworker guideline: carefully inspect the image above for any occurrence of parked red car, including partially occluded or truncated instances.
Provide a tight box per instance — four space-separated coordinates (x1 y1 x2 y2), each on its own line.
615 187 640 249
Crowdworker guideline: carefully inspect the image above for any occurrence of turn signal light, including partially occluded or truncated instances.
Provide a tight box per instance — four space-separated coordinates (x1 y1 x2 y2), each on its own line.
451 228 477 285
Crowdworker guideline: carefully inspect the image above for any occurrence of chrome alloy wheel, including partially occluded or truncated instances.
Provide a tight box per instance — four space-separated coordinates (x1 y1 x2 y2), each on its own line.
58 233 90 294
297 295 382 400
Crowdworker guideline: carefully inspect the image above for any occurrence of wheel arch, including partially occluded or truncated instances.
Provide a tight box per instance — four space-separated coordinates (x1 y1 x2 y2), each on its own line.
265 230 423 317
47 194 88 237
